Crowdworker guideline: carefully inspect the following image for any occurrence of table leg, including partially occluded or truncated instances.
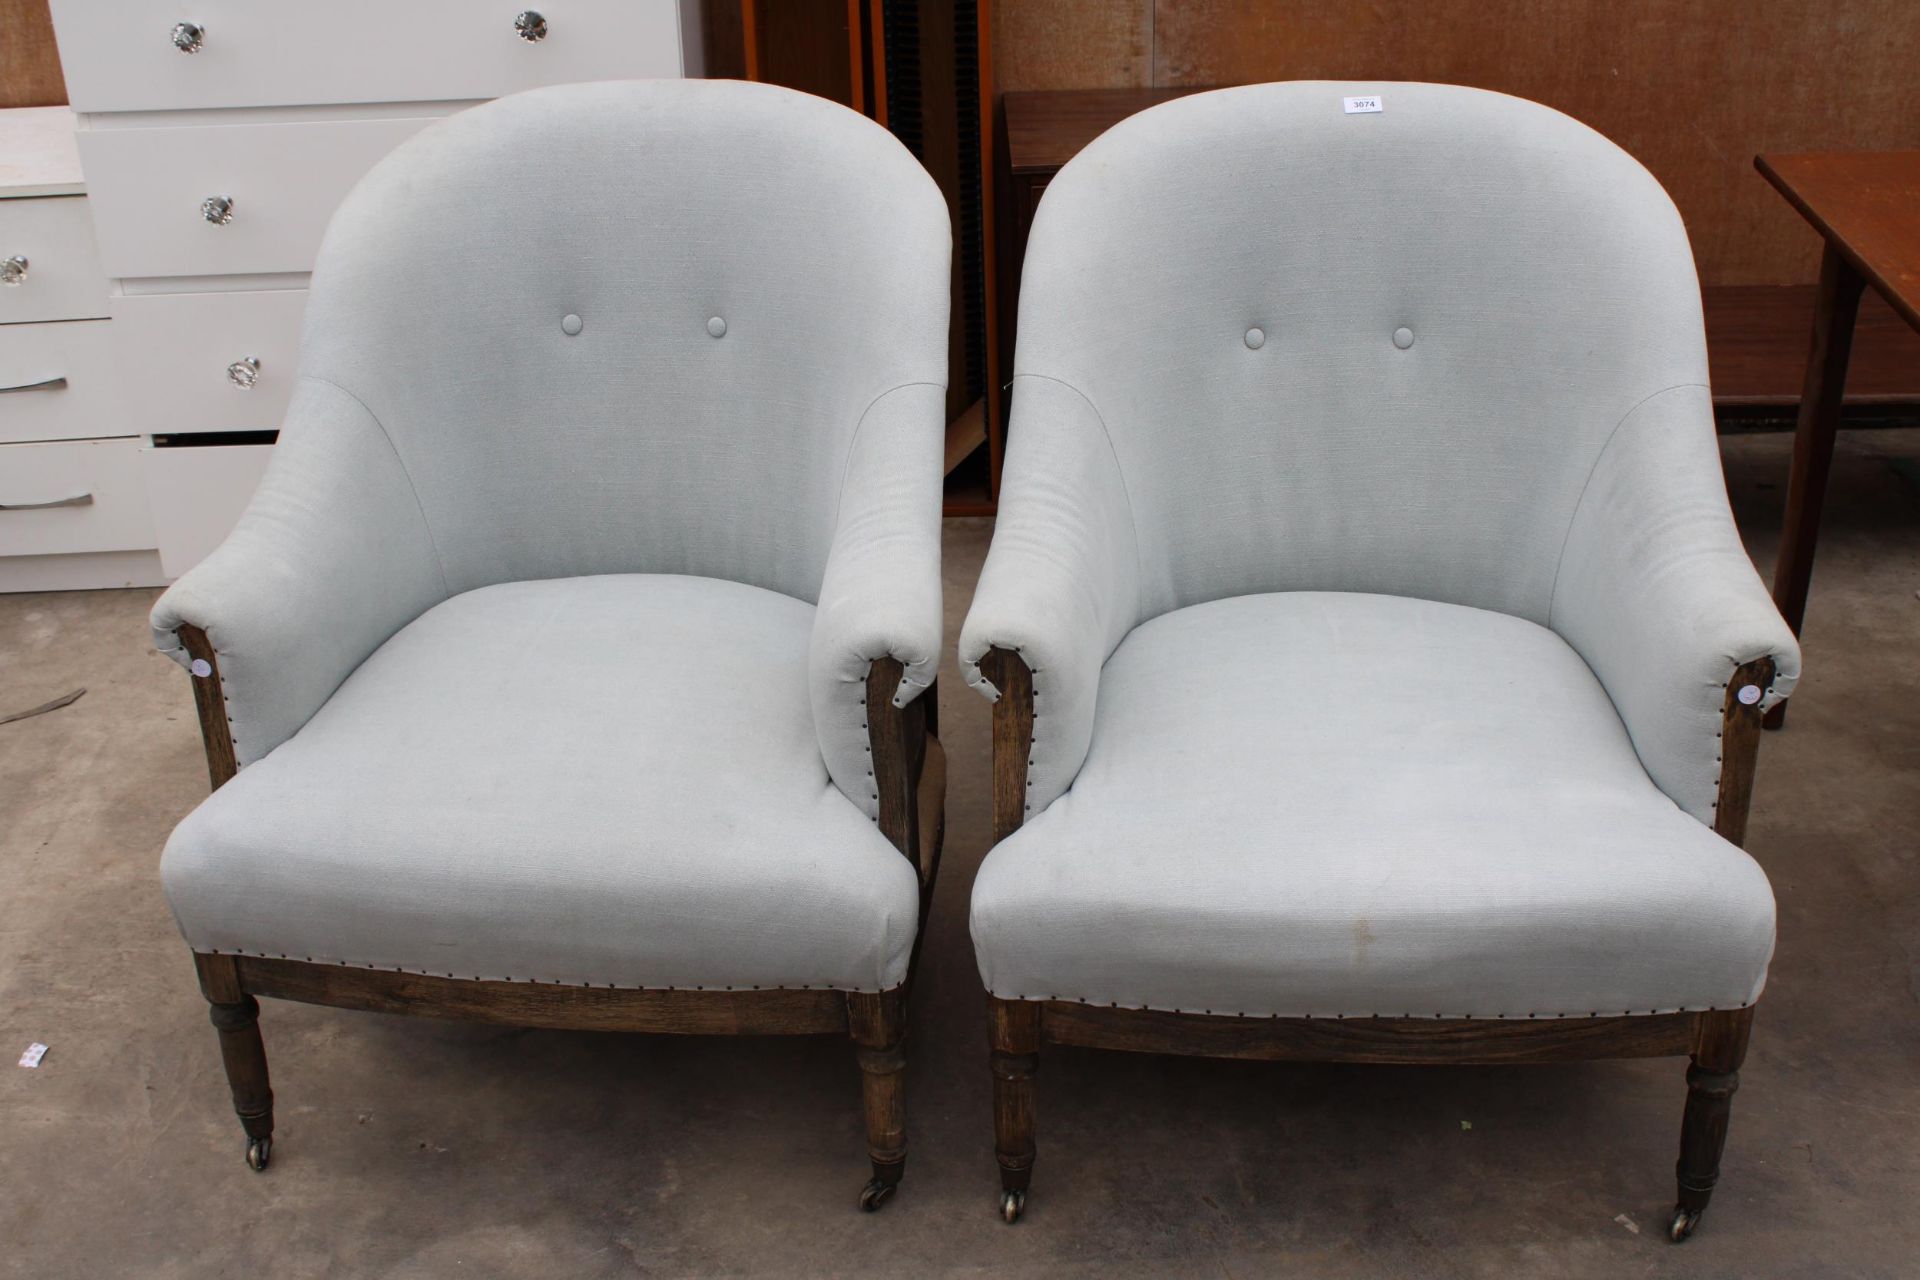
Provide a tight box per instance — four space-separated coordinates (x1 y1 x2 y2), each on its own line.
1766 241 1866 730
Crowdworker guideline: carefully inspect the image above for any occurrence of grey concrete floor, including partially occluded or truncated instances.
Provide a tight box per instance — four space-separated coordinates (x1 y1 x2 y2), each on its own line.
1 429 1916 1278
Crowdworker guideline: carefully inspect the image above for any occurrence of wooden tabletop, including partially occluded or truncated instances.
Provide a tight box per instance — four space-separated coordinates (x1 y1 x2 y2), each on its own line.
1756 151 1920 333
1004 87 1207 175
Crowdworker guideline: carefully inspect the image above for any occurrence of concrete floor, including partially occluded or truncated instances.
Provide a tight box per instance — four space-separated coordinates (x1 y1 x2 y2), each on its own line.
1 429 1916 1278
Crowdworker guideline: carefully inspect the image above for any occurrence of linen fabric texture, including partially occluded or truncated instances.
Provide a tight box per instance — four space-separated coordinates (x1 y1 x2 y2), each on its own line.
969 592 1777 1017
959 82 1800 1017
152 80 949 992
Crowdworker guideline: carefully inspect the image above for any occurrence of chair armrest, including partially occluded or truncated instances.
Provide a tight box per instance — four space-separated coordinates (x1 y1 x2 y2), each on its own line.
151 377 448 769
956 374 1142 816
1551 383 1800 826
809 382 945 818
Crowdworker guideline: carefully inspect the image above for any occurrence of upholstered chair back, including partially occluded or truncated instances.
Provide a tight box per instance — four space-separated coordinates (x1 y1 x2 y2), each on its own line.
1012 81 1709 633
294 79 949 602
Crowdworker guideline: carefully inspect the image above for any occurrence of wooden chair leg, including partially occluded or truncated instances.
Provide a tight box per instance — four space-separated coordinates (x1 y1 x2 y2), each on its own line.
1670 1008 1754 1241
208 994 275 1171
849 992 907 1211
990 997 1040 1223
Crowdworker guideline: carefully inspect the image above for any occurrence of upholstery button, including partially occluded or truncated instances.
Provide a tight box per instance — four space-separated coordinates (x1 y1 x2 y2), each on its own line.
1393 326 1414 349
560 313 583 336
707 316 727 338
1244 327 1265 350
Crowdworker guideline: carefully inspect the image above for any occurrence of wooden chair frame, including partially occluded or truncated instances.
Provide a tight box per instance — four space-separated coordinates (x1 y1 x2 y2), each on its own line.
978 645 1775 1241
176 624 945 1211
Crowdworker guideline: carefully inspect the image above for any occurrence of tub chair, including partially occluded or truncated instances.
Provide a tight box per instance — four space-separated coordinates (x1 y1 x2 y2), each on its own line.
960 82 1798 1239
152 79 949 1211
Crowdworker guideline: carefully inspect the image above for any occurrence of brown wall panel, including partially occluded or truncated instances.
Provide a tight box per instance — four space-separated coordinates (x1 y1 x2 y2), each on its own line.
992 0 1151 92
1 0 67 107
992 0 1920 286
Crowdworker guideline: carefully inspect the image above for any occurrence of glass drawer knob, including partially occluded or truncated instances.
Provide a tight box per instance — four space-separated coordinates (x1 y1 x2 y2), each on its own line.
200 195 235 225
226 356 260 390
513 11 548 41
171 21 205 53
1 255 26 286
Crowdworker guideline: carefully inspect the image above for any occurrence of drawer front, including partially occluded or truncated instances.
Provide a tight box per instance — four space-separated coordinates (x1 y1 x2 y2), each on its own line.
0 196 108 324
142 441 274 578
50 1 693 115
0 437 155 556
78 115 444 280
0 320 125 444
112 289 306 434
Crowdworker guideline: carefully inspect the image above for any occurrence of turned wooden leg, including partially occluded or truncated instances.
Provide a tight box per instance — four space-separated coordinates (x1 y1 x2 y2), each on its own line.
855 1042 906 1210
1670 1008 1753 1241
209 995 275 1171
990 998 1040 1223
195 953 273 1170
848 991 907 1211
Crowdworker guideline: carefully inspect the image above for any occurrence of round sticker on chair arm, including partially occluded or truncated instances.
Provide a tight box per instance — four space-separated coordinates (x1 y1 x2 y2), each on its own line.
190 659 212 678
1736 684 1763 705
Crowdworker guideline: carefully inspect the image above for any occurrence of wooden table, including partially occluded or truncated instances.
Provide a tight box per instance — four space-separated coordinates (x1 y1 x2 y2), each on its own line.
1756 151 1920 727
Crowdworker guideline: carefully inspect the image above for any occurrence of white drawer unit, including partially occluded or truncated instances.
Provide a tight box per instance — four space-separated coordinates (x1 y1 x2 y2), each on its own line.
0 107 153 591
0 437 156 557
0 319 124 445
79 114 447 280
141 441 275 578
43 0 703 584
0 195 108 324
50 1 701 115
111 289 306 434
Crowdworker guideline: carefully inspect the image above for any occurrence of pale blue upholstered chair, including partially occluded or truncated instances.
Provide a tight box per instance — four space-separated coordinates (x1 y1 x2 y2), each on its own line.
151 79 949 1211
961 82 1797 1238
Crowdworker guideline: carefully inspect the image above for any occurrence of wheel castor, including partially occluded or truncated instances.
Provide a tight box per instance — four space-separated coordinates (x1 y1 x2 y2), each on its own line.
1668 1206 1702 1243
858 1175 898 1212
245 1135 272 1172
999 1189 1025 1224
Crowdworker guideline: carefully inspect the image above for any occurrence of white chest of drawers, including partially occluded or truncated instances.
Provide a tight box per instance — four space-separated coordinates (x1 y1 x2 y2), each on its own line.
43 0 704 582
0 107 163 592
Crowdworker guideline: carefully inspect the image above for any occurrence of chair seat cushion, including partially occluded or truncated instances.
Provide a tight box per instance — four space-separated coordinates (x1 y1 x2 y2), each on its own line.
164 575 921 992
970 592 1775 1019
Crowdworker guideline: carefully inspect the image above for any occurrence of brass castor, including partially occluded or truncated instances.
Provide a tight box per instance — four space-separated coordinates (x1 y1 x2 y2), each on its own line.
1668 1206 1703 1243
858 1176 898 1212
245 1136 272 1172
999 1189 1025 1224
